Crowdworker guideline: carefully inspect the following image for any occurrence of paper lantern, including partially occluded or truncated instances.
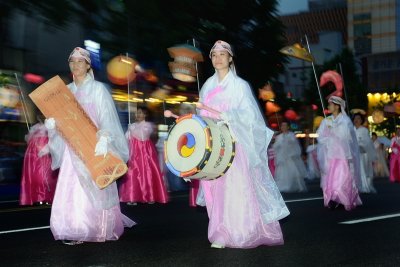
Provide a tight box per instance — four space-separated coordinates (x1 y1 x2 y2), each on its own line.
259 83 275 101
372 110 385 124
24 73 45 84
311 104 318 111
0 86 19 108
265 101 280 115
313 116 324 129
394 102 400 114
168 44 203 82
107 56 138 85
284 109 298 121
320 70 343 99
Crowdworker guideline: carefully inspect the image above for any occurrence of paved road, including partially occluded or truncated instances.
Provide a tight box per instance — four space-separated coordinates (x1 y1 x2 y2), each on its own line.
1 178 400 267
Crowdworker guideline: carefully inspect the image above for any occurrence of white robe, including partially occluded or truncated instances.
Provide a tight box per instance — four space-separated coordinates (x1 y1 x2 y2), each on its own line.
273 131 308 192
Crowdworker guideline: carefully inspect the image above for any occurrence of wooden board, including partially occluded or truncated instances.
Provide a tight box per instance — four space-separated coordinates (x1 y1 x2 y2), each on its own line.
29 75 127 189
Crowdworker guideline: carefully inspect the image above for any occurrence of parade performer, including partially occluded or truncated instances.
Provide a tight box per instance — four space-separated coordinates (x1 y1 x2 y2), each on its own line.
371 132 389 178
196 40 289 249
19 114 58 205
273 121 308 192
46 47 135 245
306 139 320 180
317 96 362 210
390 128 400 182
119 106 169 205
353 113 377 193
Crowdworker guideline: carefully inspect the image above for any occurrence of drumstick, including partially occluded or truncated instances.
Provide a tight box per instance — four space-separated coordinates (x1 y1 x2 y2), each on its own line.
164 110 179 119
195 102 221 116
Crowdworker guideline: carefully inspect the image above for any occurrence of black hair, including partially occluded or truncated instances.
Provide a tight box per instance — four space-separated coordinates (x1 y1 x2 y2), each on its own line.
352 113 365 124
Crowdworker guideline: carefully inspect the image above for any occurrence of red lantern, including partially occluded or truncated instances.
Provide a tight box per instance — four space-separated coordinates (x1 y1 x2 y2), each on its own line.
24 73 45 84
284 109 298 121
311 104 318 111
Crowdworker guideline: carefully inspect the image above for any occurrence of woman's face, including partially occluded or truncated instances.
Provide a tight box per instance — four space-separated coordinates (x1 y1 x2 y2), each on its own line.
371 135 377 141
211 51 231 71
328 101 338 114
69 57 90 78
353 115 363 127
135 109 146 122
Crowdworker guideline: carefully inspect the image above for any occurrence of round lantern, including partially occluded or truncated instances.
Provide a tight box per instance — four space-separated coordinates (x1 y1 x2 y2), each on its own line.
313 116 324 129
265 101 280 115
372 110 385 124
107 56 137 85
167 44 203 83
394 102 400 114
284 109 298 121
0 87 19 108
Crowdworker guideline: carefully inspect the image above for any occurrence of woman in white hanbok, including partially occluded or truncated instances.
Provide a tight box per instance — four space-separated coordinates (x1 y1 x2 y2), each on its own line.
46 47 135 245
306 140 320 180
371 132 389 178
353 113 377 193
273 122 308 192
196 40 289 249
317 96 362 210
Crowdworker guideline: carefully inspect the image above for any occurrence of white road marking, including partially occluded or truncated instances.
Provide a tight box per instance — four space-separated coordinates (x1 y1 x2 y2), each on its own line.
285 197 323 203
0 226 50 235
339 213 400 224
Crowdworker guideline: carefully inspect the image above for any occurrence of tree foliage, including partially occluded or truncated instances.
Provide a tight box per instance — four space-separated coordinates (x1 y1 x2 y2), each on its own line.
304 48 368 114
2 0 287 90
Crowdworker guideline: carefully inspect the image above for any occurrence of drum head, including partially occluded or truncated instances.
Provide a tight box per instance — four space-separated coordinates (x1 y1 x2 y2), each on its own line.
165 115 210 176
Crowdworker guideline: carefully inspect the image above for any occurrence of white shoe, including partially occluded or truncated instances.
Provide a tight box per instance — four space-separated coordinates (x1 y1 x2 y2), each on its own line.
211 243 224 249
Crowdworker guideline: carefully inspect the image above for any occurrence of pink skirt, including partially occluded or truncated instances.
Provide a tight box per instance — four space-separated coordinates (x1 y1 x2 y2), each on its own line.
20 136 58 205
201 145 284 248
119 138 169 203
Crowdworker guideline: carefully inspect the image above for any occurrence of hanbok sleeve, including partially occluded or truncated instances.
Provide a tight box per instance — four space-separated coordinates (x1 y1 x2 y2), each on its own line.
357 127 377 161
94 82 129 163
47 125 66 170
220 80 272 168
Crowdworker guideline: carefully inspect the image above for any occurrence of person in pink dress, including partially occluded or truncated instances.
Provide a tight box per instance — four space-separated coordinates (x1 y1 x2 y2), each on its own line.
196 40 289 249
19 114 58 206
119 106 169 205
316 96 362 210
46 47 135 245
390 128 400 182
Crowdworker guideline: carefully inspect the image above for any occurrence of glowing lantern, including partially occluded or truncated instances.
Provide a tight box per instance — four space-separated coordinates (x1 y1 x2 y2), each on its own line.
107 56 138 85
372 110 385 124
394 102 400 114
313 116 324 129
311 104 318 111
284 109 298 121
265 101 280 115
0 86 20 107
168 44 203 82
24 73 44 84
259 83 275 101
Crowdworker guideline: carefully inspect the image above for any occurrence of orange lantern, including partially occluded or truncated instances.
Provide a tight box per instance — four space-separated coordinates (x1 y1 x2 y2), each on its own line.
265 101 280 115
167 44 203 82
107 55 138 85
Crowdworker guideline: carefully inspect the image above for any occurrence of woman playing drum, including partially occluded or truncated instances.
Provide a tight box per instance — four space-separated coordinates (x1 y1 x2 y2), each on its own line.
196 40 289 249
